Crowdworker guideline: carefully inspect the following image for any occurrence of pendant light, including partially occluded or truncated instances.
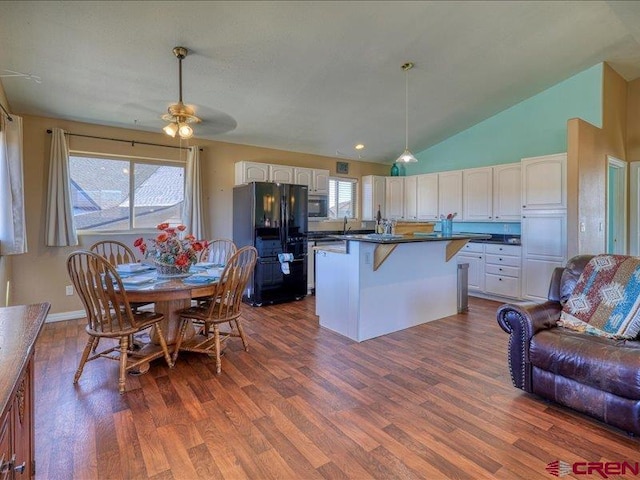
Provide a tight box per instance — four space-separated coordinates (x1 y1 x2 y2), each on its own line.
395 62 417 163
162 46 201 140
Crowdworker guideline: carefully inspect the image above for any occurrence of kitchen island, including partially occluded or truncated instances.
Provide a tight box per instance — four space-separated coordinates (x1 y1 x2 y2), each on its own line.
314 233 488 342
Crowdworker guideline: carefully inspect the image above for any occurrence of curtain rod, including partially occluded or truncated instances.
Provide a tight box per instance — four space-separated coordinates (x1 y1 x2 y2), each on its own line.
45 129 203 151
0 103 12 121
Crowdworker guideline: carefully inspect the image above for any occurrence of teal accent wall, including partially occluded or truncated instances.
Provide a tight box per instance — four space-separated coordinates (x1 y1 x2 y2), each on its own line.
406 63 603 175
433 222 521 235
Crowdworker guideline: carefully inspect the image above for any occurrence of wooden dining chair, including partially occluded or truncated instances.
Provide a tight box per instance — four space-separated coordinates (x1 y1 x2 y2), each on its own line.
172 246 258 374
89 240 137 266
200 238 237 265
67 250 174 394
193 239 238 305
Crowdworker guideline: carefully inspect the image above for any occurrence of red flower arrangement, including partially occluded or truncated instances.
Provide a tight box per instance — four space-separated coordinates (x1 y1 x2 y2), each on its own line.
135 223 207 273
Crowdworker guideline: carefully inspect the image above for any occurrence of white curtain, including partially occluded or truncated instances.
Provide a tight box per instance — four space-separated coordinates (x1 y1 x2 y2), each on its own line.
0 114 27 255
183 146 205 239
45 127 77 246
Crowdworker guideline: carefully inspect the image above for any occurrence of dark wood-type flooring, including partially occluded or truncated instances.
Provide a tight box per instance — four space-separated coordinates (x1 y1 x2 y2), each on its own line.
35 297 638 479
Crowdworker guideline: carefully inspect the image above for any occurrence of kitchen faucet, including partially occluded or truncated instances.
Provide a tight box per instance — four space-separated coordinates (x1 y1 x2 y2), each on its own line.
343 216 351 235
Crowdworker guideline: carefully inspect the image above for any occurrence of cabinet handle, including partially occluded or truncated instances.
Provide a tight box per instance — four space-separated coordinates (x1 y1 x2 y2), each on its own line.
499 258 503 261
499 247 503 251
523 205 526 208
499 268 503 271
478 256 482 259
499 278 503 281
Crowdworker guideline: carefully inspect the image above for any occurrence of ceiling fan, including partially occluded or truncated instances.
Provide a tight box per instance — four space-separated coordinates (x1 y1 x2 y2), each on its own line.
162 46 201 139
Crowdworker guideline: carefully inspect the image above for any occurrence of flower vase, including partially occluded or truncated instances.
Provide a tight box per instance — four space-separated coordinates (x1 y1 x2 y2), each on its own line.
154 259 192 278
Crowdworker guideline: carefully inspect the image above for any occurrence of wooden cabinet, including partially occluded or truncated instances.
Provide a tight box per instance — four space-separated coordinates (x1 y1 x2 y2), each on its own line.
294 168 329 195
362 175 386 220
438 170 463 218
493 163 521 221
521 153 567 210
385 177 405 219
0 304 48 480
463 167 493 221
235 161 270 184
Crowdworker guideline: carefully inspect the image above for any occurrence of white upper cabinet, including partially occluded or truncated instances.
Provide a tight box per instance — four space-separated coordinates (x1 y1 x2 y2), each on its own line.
404 176 418 220
463 167 493 221
385 177 405 219
416 174 439 220
362 175 386 220
438 170 463 218
235 161 270 184
294 167 313 188
521 153 567 210
312 170 330 195
269 165 295 184
493 163 521 221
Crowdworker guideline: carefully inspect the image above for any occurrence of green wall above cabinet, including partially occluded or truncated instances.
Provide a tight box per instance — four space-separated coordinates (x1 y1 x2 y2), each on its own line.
407 63 603 175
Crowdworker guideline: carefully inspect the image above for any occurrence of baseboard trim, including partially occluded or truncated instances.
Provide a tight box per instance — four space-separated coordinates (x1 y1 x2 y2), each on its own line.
46 310 85 323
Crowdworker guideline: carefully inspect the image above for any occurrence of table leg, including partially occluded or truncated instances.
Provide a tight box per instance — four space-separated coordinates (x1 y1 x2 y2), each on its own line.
150 299 196 345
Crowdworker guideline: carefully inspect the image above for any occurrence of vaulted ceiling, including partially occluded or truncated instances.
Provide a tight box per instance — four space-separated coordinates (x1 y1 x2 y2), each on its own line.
1 1 640 163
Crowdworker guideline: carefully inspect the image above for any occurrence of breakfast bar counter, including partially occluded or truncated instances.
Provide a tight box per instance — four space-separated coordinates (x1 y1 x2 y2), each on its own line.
314 234 488 342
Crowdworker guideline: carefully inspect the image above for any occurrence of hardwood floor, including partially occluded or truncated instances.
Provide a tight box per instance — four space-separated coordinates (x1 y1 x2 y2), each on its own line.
35 297 638 479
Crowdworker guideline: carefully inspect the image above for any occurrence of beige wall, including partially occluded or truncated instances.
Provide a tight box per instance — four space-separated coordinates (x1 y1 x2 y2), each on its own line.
628 77 640 160
568 63 628 256
0 80 11 306
10 114 387 314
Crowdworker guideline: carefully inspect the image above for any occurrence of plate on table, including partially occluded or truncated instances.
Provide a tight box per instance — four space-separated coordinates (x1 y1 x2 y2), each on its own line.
183 275 219 285
193 262 216 269
116 263 150 273
121 275 156 286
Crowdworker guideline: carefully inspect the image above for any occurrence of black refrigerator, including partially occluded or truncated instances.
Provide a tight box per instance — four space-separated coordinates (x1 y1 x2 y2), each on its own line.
233 182 308 306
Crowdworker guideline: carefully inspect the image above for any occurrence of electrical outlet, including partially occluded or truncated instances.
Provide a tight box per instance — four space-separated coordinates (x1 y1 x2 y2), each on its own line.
65 285 74 296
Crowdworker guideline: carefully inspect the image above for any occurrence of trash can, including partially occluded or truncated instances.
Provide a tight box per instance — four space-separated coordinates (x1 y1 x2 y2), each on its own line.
457 263 469 313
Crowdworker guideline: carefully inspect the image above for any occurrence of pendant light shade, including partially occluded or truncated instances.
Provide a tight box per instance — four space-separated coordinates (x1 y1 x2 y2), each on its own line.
395 62 417 163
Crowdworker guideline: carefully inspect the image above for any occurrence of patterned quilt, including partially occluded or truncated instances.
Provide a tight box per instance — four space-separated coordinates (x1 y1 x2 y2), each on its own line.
559 255 640 339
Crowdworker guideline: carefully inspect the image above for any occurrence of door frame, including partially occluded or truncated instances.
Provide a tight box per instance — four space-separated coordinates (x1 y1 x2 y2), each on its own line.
630 161 640 255
606 156 627 255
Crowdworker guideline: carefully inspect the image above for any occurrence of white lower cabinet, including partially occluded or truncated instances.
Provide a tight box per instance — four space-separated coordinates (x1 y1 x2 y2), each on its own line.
457 243 485 292
484 244 521 299
457 242 522 299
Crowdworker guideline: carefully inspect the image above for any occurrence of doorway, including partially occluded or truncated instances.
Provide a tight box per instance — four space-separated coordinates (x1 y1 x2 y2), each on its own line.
606 156 626 255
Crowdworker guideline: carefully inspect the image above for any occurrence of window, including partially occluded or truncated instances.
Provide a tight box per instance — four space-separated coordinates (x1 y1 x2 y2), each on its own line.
328 177 357 219
69 154 185 232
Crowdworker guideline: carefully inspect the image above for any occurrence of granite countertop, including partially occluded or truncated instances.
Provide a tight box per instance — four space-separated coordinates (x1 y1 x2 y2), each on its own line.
328 233 491 244
308 230 374 241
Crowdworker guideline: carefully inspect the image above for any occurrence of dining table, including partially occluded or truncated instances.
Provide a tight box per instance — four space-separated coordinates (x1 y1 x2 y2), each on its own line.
116 263 221 345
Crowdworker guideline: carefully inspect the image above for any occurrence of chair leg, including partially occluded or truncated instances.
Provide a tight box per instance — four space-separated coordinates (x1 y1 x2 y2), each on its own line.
74 336 95 384
172 318 191 364
118 335 129 395
154 323 174 368
234 319 249 352
213 323 222 375
91 337 100 353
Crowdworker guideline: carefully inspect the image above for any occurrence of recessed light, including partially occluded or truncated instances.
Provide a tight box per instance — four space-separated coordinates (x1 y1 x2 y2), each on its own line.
355 144 365 150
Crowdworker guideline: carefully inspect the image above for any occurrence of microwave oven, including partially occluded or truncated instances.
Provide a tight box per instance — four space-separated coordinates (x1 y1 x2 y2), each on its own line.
308 195 328 219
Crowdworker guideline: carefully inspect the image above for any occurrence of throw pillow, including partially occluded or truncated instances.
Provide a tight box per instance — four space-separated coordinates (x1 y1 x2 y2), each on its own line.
558 254 640 339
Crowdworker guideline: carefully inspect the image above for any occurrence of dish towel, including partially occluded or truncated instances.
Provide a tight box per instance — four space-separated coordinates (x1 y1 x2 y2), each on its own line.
278 253 294 274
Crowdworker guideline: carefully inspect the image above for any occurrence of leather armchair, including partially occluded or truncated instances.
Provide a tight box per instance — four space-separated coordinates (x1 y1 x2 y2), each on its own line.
497 255 640 436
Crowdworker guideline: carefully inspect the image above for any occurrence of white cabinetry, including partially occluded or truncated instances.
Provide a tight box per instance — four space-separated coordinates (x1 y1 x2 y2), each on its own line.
463 167 493 221
404 176 418 220
269 165 295 184
456 243 485 291
520 152 567 302
235 161 270 184
484 244 521 299
416 174 439 220
493 163 521 221
385 177 405 219
438 170 463 218
521 212 567 301
294 168 329 195
362 175 386 220
521 153 567 210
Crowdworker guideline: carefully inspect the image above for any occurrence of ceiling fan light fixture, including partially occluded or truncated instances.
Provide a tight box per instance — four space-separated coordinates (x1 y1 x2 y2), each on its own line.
162 47 201 139
395 62 418 164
